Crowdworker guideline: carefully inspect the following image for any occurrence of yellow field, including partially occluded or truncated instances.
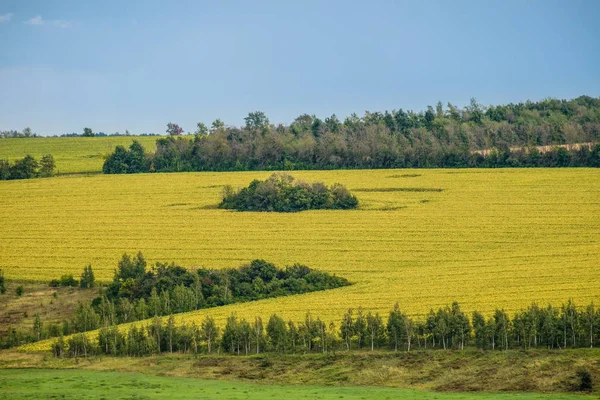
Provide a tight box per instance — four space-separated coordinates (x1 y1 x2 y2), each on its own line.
0 136 157 174
2 169 599 334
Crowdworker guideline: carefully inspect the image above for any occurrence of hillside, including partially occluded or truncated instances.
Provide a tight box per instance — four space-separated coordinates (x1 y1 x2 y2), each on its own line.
2 349 599 396
0 136 157 174
2 169 598 328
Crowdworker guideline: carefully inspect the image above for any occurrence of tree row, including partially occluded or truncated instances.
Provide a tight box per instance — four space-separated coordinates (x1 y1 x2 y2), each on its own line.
32 299 600 358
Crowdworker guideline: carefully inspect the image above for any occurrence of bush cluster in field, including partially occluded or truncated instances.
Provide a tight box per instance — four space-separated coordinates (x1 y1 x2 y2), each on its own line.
101 252 349 314
0 154 55 180
219 173 359 212
49 266 95 289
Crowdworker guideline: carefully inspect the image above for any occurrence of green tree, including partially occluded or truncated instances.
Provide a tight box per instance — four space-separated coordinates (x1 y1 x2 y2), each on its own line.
195 122 208 136
387 303 403 351
201 316 219 354
73 302 100 332
0 159 11 180
82 127 94 137
135 298 148 320
115 252 147 282
353 307 367 349
266 314 287 352
148 287 162 317
222 313 240 354
167 315 176 353
366 311 385 351
80 265 95 289
340 308 354 350
494 309 510 350
210 119 225 133
33 313 43 341
472 311 487 349
11 155 39 179
244 111 269 131
118 298 135 323
39 154 56 177
583 303 596 348
127 141 147 173
250 316 265 354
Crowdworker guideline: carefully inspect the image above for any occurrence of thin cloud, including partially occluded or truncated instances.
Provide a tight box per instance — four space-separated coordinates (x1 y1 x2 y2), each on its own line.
24 15 70 28
25 15 43 25
0 13 13 23
52 20 70 28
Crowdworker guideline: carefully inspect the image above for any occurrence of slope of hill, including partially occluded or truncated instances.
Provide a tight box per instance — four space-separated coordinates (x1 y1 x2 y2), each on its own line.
0 136 157 174
1 169 598 327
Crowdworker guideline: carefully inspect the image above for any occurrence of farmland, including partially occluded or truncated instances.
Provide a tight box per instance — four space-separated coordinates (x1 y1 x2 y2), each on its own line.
0 136 157 174
1 168 599 328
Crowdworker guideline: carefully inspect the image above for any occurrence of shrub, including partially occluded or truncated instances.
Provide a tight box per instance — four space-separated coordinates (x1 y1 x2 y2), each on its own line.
219 173 359 212
16 285 24 296
575 367 593 392
0 269 5 294
59 274 78 287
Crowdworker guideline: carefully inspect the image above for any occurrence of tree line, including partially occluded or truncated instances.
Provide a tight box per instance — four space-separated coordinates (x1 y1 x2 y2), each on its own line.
220 173 359 212
0 154 56 180
103 96 600 173
0 127 159 138
44 299 600 358
0 127 39 138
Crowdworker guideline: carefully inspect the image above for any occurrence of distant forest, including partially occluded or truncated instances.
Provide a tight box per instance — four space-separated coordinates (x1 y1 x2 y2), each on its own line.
102 96 600 172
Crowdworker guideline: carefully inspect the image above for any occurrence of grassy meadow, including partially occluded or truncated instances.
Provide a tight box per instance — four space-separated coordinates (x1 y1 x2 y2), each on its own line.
0 136 157 174
0 367 594 399
1 168 599 333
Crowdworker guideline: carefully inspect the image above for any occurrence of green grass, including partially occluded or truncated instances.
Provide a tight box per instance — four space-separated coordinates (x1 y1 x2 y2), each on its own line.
0 136 158 174
2 349 598 395
0 369 591 400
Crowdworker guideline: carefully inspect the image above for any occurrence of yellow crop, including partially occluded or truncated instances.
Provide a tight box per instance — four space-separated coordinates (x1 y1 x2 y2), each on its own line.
3 168 599 329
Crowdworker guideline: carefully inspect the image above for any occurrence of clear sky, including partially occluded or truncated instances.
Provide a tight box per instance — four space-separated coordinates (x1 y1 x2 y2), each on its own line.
1 0 599 135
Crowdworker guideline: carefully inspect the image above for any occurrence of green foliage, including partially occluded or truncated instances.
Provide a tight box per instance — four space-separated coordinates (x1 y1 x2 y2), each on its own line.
102 96 600 173
82 127 94 137
33 313 42 341
49 274 78 288
575 367 593 392
80 265 95 289
44 298 600 359
102 140 150 174
73 302 100 333
38 154 55 177
195 122 208 136
15 285 23 296
94 253 350 326
0 154 56 180
0 269 5 295
219 173 359 212
51 335 65 357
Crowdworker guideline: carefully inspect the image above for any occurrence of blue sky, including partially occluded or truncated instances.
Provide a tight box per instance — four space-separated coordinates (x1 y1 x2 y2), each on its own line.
0 0 599 135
